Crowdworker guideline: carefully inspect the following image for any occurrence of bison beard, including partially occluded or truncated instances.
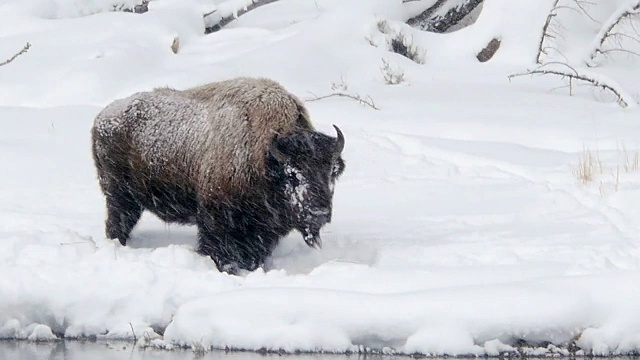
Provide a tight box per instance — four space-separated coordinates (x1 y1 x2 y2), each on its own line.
91 77 345 275
302 228 322 249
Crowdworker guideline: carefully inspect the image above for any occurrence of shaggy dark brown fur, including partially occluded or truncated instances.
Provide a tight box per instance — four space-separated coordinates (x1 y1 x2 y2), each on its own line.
91 77 345 274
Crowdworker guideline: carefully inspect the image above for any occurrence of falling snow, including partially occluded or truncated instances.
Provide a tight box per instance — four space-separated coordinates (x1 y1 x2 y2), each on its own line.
2 0 640 356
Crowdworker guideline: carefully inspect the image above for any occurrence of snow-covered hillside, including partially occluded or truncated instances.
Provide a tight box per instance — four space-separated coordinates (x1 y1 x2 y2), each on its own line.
2 0 640 356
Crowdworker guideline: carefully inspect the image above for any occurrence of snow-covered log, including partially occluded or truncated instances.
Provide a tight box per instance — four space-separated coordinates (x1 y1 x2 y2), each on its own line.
406 0 483 33
476 37 501 62
205 0 281 34
109 0 281 34
112 0 150 13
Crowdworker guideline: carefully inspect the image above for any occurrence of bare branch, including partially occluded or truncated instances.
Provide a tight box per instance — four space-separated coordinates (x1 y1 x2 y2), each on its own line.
536 0 596 63
570 0 598 22
203 9 217 18
588 0 640 62
129 323 137 343
537 0 560 64
305 92 380 110
606 31 640 46
0 43 31 67
600 48 640 56
554 5 584 16
508 63 636 108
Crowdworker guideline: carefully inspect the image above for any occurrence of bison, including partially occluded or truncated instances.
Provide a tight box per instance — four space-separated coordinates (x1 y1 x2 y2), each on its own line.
91 77 345 274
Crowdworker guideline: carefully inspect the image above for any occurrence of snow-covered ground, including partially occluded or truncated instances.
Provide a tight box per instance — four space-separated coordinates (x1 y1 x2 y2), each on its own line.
2 0 640 356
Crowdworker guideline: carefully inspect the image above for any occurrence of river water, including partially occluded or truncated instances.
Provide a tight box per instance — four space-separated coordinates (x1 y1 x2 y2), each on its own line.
0 341 365 360
2 341 639 360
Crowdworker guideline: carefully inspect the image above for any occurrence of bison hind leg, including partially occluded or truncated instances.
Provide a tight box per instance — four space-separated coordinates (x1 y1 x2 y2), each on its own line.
105 189 143 246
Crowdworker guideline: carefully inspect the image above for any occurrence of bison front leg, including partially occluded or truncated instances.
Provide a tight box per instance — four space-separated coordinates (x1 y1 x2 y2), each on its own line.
195 207 269 275
105 190 143 246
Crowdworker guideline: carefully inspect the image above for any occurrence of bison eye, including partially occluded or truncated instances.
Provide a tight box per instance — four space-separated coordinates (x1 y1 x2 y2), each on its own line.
331 160 344 179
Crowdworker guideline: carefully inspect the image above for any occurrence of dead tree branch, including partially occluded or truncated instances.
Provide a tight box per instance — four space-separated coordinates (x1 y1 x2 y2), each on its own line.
0 43 31 67
587 0 640 62
537 0 598 64
305 92 380 110
508 63 636 108
537 0 560 64
129 323 137 343
571 0 598 22
203 9 217 18
407 0 484 33
205 0 281 34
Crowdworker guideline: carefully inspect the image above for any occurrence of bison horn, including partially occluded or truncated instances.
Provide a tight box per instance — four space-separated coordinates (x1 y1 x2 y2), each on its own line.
269 137 288 163
333 125 344 154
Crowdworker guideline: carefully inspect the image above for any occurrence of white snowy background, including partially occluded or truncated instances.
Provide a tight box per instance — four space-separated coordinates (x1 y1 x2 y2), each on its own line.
1 0 640 356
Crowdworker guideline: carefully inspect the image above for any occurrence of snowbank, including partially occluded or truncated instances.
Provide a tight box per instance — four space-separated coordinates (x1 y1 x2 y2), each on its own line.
163 277 603 355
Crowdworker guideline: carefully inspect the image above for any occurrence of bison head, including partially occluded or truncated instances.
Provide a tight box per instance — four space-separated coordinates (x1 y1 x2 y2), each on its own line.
270 125 345 248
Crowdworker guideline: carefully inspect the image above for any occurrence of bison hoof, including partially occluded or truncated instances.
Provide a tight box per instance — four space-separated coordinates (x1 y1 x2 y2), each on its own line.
215 259 263 275
217 262 240 275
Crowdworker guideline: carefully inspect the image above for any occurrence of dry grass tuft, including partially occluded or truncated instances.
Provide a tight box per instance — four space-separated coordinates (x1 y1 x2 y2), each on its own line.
621 143 640 173
380 58 405 85
572 144 640 194
572 147 603 184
